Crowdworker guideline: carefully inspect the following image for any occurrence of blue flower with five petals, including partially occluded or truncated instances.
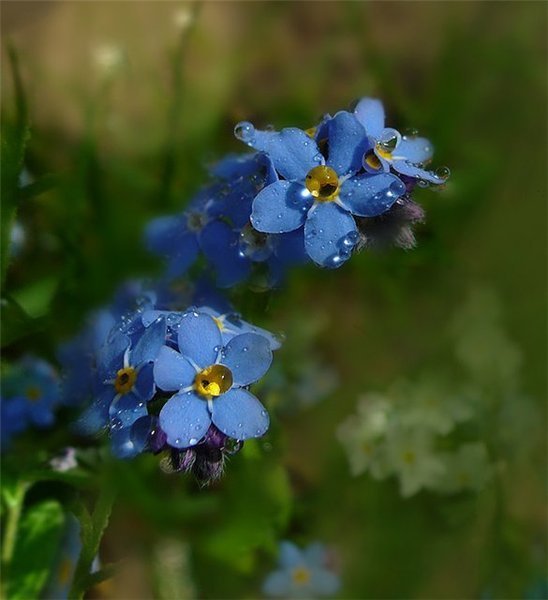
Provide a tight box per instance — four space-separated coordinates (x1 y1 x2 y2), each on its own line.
236 111 406 268
153 310 272 448
354 97 448 184
77 318 166 458
262 541 340 598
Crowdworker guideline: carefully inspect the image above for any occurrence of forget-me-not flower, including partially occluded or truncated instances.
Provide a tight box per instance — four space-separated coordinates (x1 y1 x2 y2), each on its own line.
263 541 341 598
235 111 407 268
153 310 272 448
354 97 449 184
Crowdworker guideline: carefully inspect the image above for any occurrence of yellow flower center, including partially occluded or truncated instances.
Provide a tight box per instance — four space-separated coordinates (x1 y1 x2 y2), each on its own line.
194 365 233 398
26 386 42 402
213 316 226 332
292 566 311 586
305 166 340 201
305 126 317 138
375 144 393 160
114 367 137 394
364 151 382 170
57 557 74 585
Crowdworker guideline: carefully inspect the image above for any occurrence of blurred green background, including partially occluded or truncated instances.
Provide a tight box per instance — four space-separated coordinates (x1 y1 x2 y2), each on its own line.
1 2 546 598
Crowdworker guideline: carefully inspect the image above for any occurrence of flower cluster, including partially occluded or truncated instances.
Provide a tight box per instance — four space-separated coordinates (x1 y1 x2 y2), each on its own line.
146 98 447 286
336 380 492 497
74 299 278 483
1 356 61 449
263 541 340 598
337 287 529 498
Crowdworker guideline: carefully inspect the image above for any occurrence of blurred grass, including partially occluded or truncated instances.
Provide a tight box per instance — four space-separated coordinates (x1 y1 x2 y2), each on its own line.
1 2 546 598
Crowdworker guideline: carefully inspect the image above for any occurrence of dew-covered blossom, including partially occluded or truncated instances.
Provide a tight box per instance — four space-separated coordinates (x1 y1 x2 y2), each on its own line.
73 299 277 482
144 97 447 285
1 357 60 449
235 97 447 269
263 541 340 598
146 154 308 288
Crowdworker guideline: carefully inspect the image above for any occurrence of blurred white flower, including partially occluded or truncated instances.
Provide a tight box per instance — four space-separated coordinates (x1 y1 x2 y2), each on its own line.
92 43 124 75
384 426 445 497
438 443 493 494
173 7 193 31
337 394 392 479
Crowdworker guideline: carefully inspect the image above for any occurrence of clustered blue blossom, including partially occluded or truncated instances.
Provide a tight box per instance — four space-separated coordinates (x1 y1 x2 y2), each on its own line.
145 97 447 284
263 541 341 598
71 294 278 483
1 356 61 449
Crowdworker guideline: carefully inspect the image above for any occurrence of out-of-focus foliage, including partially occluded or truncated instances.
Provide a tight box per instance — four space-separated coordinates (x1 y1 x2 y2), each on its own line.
1 2 546 599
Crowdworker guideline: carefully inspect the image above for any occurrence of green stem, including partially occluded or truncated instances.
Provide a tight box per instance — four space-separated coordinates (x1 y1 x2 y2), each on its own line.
1 480 29 598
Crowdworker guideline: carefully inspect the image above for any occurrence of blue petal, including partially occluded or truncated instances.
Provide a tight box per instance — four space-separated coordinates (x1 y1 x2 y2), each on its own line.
210 388 269 439
262 571 292 597
246 127 322 181
110 428 139 459
303 543 327 566
354 97 385 138
177 311 222 369
279 541 303 567
199 220 251 288
145 216 199 278
251 181 312 234
130 415 157 453
74 388 114 435
221 333 272 386
304 203 357 268
393 136 433 164
153 346 196 391
131 317 166 366
326 111 368 175
159 391 210 448
392 160 446 183
134 362 156 401
339 173 405 217
309 569 341 595
109 392 147 428
98 332 129 381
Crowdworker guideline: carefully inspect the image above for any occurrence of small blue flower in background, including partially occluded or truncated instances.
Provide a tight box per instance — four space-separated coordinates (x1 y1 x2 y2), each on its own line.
235 111 406 268
42 514 81 600
153 309 272 448
145 188 212 279
1 356 60 448
354 97 450 184
263 541 341 598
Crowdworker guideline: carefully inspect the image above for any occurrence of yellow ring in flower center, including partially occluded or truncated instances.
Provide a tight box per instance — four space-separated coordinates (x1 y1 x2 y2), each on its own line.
305 166 340 201
292 566 312 586
114 367 137 394
194 364 233 398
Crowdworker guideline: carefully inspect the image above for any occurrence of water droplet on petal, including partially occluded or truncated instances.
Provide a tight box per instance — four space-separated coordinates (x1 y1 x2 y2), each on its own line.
234 121 255 144
435 166 451 180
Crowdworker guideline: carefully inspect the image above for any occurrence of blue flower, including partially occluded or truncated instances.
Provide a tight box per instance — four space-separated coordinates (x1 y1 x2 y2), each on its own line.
77 317 166 458
235 112 406 268
1 357 60 448
153 310 272 448
263 541 341 598
354 97 449 184
145 187 212 279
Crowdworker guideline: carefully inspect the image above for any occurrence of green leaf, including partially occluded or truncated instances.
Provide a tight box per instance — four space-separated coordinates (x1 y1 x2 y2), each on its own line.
6 500 64 600
0 295 44 348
